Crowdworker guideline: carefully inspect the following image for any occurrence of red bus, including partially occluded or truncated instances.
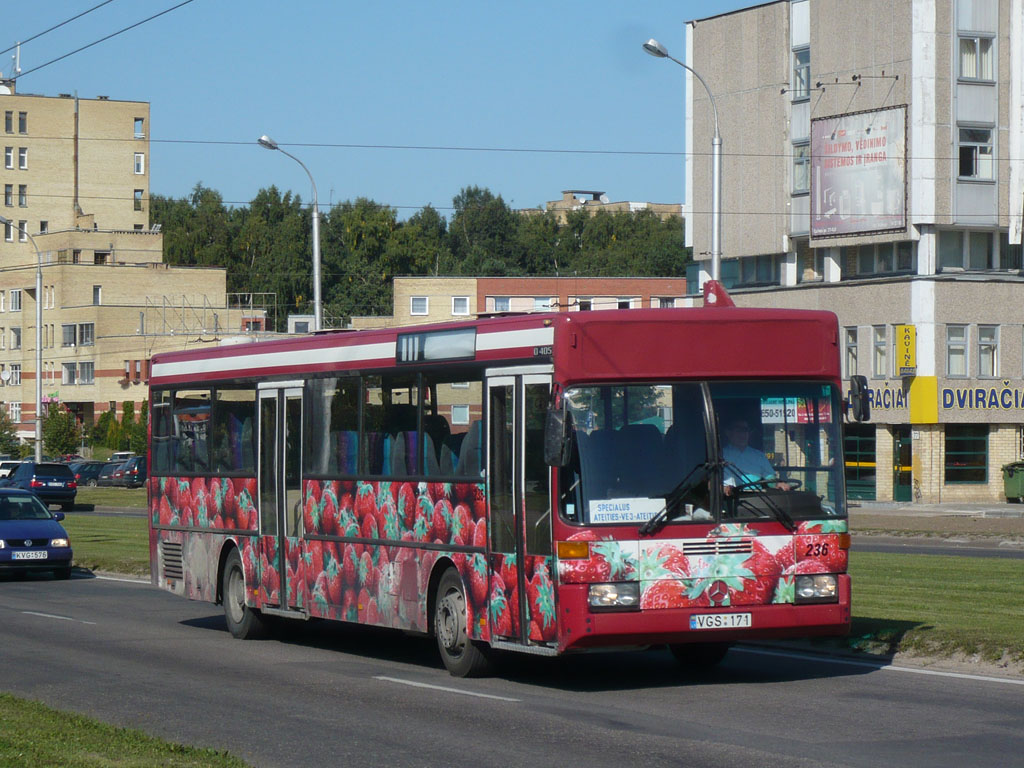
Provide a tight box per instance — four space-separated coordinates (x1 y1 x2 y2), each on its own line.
149 286 864 676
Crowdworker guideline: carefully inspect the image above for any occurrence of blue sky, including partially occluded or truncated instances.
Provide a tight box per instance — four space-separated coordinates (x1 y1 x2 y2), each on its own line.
4 0 750 218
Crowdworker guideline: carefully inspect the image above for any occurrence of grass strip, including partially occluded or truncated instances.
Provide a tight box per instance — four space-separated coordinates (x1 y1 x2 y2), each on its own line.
74 487 148 509
62 514 150 576
0 693 249 768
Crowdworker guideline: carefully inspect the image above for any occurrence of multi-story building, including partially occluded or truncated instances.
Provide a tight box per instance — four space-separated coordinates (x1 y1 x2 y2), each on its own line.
538 190 683 224
683 0 1024 502
0 82 246 444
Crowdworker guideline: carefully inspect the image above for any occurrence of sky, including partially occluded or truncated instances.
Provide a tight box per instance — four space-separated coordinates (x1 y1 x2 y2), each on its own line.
3 0 751 219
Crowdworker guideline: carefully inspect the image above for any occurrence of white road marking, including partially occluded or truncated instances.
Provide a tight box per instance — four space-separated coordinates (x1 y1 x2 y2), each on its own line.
736 646 1024 687
374 675 521 702
95 574 150 584
22 611 96 625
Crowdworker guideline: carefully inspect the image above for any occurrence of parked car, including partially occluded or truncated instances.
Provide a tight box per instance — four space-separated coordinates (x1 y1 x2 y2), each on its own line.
119 456 147 488
0 461 77 511
0 489 73 579
69 461 107 487
0 460 22 479
111 451 135 463
96 462 125 488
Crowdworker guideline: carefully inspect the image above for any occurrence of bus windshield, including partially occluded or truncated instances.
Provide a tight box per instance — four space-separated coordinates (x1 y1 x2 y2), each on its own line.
560 381 844 526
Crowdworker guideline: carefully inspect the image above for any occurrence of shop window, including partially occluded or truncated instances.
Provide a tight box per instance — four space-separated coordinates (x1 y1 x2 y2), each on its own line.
944 425 988 484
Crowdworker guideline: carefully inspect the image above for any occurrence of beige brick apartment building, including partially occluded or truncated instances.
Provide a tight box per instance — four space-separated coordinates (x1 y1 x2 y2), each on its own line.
0 81 245 445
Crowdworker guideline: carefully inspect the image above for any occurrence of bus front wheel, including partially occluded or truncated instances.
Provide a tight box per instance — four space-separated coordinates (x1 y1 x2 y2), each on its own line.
222 548 267 639
434 568 491 677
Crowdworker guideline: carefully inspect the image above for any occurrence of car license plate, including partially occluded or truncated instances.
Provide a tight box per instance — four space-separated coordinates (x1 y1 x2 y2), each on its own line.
13 550 47 560
690 612 751 630
48 482 64 487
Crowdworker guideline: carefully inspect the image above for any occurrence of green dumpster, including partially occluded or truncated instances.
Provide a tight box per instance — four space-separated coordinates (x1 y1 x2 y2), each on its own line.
1001 462 1024 502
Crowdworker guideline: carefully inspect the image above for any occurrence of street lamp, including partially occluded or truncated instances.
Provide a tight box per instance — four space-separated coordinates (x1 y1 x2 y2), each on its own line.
0 215 43 461
643 38 723 282
257 135 323 331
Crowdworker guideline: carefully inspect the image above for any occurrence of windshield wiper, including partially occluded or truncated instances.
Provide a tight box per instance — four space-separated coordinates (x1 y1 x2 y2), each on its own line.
639 461 709 536
723 460 797 532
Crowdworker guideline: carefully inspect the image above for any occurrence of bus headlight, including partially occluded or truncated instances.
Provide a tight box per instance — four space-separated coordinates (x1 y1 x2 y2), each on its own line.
588 582 640 611
795 574 838 603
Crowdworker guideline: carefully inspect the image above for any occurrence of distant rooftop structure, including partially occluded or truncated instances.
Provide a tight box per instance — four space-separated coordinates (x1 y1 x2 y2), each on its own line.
541 190 682 224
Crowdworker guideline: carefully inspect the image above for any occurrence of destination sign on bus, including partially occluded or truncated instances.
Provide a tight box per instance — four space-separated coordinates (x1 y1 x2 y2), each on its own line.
590 497 664 524
760 397 832 424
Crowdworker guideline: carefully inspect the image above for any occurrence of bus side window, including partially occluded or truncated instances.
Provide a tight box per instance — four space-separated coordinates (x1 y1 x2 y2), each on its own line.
454 420 482 477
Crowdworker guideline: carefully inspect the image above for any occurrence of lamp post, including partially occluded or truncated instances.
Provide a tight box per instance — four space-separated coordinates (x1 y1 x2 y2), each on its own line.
0 215 43 461
643 38 723 282
257 135 323 331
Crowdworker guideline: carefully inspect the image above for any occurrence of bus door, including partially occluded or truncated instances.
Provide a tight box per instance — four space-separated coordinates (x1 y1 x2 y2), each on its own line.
257 383 305 614
486 367 555 648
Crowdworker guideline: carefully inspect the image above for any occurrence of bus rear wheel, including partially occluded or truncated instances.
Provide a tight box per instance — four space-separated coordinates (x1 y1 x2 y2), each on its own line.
434 568 491 677
222 548 267 639
668 642 731 670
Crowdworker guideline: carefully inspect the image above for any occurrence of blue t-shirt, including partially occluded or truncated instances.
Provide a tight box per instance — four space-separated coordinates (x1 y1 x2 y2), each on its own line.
723 444 776 487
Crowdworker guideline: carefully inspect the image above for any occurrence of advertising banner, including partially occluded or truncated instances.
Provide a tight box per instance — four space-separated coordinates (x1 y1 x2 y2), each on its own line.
811 105 906 238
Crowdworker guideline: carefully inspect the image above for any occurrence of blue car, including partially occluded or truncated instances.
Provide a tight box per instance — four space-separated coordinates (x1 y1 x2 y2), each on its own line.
0 489 73 579
0 461 77 510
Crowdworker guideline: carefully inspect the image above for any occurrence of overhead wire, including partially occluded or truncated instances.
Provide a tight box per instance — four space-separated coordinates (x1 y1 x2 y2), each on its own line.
0 0 120 57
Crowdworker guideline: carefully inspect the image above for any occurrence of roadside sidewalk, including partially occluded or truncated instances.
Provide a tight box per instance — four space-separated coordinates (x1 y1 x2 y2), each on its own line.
849 500 1024 541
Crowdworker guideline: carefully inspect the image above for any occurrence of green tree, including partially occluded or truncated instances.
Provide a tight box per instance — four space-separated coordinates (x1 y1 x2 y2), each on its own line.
448 186 521 275
0 407 19 456
42 406 80 457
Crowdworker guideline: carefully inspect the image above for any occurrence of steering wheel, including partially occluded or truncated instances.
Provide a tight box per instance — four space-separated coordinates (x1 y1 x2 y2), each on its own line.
735 477 802 491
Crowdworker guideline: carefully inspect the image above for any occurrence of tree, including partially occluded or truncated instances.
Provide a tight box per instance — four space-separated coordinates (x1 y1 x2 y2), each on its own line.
0 407 19 457
42 406 80 457
448 186 521 275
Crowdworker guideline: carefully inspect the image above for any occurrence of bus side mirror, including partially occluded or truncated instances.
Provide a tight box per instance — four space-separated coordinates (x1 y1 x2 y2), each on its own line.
849 375 870 422
543 408 571 467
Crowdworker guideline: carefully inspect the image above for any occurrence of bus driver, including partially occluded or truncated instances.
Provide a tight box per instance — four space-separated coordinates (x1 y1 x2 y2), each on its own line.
721 417 788 495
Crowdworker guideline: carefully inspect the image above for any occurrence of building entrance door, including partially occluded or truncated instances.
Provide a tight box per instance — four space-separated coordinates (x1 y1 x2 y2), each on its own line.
893 425 912 502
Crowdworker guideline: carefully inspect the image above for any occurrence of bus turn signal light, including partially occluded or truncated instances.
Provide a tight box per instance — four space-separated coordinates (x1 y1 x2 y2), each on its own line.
837 533 851 550
557 541 590 559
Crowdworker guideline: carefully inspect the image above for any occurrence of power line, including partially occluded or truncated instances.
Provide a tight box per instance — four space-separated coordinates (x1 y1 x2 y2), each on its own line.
14 0 198 81
0 0 120 58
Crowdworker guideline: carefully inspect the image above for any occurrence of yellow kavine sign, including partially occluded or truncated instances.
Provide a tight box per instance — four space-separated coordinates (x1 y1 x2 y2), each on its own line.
896 324 916 376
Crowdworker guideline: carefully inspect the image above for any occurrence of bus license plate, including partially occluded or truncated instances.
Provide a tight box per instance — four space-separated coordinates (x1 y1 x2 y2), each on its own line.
13 551 47 560
690 612 751 630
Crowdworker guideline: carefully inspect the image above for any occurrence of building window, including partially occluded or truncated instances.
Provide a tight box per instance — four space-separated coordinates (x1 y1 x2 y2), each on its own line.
657 297 676 308
845 327 858 377
946 325 968 377
134 117 145 138
134 152 145 174
62 363 77 385
17 220 25 242
3 221 11 242
4 184 11 206
939 230 994 270
3 112 10 133
959 35 994 81
9 364 20 386
134 189 143 211
977 325 998 378
94 251 109 265
872 325 887 378
738 254 781 285
93 285 102 306
17 147 26 170
62 324 77 347
410 296 428 315
1001 233 1023 270
792 46 810 101
39 221 48 234
8 402 20 422
451 404 470 425
451 296 469 315
18 185 26 207
577 298 592 311
10 290 21 311
792 141 810 194
944 425 988 484
959 127 994 179
534 297 552 311
17 112 26 134
79 362 95 384
3 147 11 169
10 327 20 350
493 297 510 312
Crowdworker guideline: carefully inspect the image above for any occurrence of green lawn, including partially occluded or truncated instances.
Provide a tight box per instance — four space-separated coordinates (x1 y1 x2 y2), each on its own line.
845 551 1024 662
74 486 147 510
63 514 150 576
0 693 249 768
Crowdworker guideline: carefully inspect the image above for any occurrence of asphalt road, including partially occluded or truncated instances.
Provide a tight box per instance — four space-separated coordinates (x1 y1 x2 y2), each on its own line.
0 574 1021 768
